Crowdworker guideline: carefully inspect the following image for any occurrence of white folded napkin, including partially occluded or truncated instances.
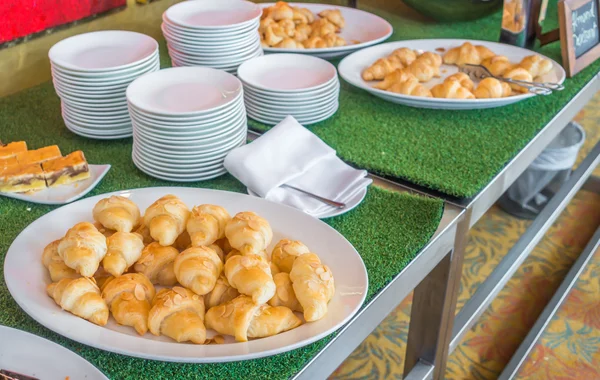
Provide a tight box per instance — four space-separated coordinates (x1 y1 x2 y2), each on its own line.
224 116 372 216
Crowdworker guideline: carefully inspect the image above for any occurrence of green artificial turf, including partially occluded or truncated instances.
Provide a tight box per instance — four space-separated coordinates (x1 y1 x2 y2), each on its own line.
0 82 443 377
248 1 600 198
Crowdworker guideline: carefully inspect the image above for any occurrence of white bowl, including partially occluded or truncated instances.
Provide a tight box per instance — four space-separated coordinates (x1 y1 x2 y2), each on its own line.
164 0 261 30
53 82 126 99
49 31 158 72
51 52 159 78
162 21 257 43
129 100 245 127
127 96 244 122
51 61 159 85
162 13 259 35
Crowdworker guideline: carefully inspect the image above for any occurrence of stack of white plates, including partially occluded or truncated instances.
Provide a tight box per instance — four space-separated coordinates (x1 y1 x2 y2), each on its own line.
126 67 247 182
49 31 159 139
238 54 340 125
162 0 263 74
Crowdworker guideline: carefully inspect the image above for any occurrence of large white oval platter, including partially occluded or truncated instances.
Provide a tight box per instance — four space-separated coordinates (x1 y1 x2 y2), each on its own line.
4 187 368 363
338 39 566 110
259 2 393 59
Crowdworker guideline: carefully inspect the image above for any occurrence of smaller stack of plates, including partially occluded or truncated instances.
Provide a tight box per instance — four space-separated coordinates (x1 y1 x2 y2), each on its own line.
162 0 262 74
127 67 247 182
237 54 340 125
49 31 159 139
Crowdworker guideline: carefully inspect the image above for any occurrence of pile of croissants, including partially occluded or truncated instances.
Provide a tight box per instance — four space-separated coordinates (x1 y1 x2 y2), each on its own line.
362 42 554 99
259 1 347 49
42 194 335 344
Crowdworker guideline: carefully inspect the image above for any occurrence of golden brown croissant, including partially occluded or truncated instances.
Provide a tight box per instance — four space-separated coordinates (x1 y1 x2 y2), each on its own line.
277 19 296 37
214 237 233 256
101 273 155 335
225 212 273 255
294 23 312 42
93 222 115 238
388 76 433 97
446 72 475 91
225 248 268 262
293 7 314 23
58 222 107 277
133 242 178 286
267 1 294 21
143 195 190 246
205 295 301 342
269 272 303 312
174 246 223 296
47 277 109 326
482 55 513 76
271 239 310 273
310 18 337 37
93 266 112 289
391 47 418 66
503 67 533 93
103 232 144 277
303 36 327 49
264 24 285 46
186 204 231 247
92 196 141 233
318 9 345 28
42 239 78 282
474 77 512 98
289 253 335 322
431 79 475 99
372 69 415 90
322 33 346 47
148 287 206 344
443 42 495 66
276 38 305 49
134 223 154 245
404 55 440 82
362 55 404 81
270 262 280 275
518 55 553 78
224 254 275 304
418 51 443 68
259 17 275 35
204 274 239 309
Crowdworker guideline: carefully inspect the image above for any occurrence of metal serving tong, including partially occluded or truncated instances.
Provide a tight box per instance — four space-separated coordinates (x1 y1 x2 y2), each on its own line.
459 64 565 96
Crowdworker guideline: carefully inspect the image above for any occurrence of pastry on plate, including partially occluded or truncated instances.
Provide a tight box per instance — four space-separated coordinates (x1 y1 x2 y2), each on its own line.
388 76 433 97
16 145 61 165
93 195 141 233
47 277 109 326
224 254 276 304
148 287 206 344
319 9 345 28
474 77 512 98
404 52 441 82
362 55 404 81
133 242 179 286
271 239 310 273
186 204 231 247
143 194 190 246
503 67 533 93
41 150 90 188
103 231 144 277
517 55 553 78
101 273 155 335
204 274 239 309
431 78 475 99
482 55 513 77
174 246 223 296
269 272 303 312
0 162 47 193
0 141 27 159
58 222 107 277
289 253 335 322
443 42 495 66
225 211 273 255
41 239 79 282
205 295 301 342
446 72 475 91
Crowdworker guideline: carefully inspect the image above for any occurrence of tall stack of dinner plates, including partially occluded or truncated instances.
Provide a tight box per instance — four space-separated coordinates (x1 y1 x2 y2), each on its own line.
126 67 247 182
237 54 340 125
162 0 263 74
49 31 159 139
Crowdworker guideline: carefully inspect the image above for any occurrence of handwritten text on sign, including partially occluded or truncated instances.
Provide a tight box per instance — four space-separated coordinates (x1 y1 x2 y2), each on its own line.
572 0 600 57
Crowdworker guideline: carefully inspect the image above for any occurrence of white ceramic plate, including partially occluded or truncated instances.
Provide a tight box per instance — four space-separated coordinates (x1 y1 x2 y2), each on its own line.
127 67 243 116
0 164 111 205
245 90 338 109
128 102 245 128
247 186 367 219
242 78 340 100
133 141 237 165
133 117 246 145
132 112 247 140
162 13 259 35
245 94 338 114
133 159 228 181
51 61 159 85
338 39 567 110
49 31 158 72
0 326 107 380
259 3 392 59
162 21 257 43
165 0 261 30
65 123 132 140
163 26 259 49
51 52 159 78
248 102 339 125
4 187 367 363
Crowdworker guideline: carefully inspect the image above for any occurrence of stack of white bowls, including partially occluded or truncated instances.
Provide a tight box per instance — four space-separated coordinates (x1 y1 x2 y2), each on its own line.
126 67 247 182
49 31 159 139
237 54 340 125
162 0 263 74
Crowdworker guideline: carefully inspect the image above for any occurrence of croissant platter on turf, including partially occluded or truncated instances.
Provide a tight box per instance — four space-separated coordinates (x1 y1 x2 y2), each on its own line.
47 277 109 326
93 195 141 233
58 222 107 277
148 287 206 344
143 194 190 246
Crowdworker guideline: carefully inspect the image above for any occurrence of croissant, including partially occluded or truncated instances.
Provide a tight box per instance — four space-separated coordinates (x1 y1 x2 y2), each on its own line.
92 196 141 233
271 239 310 273
362 55 404 81
270 262 280 275
482 55 513 76
93 266 112 289
405 55 440 82
269 272 303 312
518 55 553 78
134 223 154 245
289 253 335 322
58 222 107 277
204 274 239 309
205 295 301 342
446 72 475 91
391 47 418 66
225 248 268 262
148 287 206 344
474 77 512 98
293 7 314 23
443 42 495 66
93 222 115 239
388 76 433 97
102 232 144 277
372 69 414 90
310 18 337 37
319 9 344 28
259 17 275 35
101 273 155 335
174 246 223 296
322 33 346 47
277 19 296 37
42 239 78 282
267 1 294 21
503 67 533 93
143 195 190 246
47 277 109 326
294 23 312 42
133 242 178 286
276 38 305 49
225 212 273 255
186 204 231 247
224 254 276 304
264 24 285 46
431 79 475 99
303 36 327 49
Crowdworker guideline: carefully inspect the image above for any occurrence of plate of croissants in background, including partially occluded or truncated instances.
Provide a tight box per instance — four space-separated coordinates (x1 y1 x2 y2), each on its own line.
258 2 393 59
4 187 367 362
338 39 566 110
